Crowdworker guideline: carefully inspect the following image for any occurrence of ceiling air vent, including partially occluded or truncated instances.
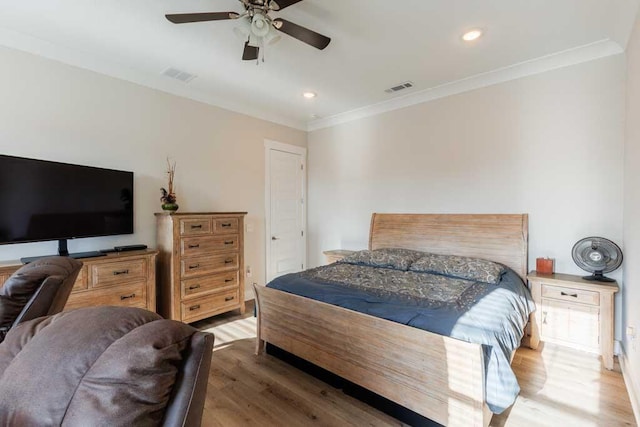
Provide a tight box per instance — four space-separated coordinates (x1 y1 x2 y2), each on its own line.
385 81 414 94
162 67 196 83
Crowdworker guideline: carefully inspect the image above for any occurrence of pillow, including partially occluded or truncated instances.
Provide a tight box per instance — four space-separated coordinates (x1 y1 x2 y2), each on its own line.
340 248 424 271
409 253 507 284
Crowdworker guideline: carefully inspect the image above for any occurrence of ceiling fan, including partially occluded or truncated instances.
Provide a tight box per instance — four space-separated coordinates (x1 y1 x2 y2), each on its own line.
165 0 331 62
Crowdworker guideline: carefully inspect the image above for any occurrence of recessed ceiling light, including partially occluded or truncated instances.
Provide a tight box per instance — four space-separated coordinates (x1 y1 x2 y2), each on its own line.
303 92 317 99
462 29 483 42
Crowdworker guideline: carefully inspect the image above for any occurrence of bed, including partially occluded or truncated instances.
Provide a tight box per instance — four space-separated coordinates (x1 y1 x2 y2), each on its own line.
254 213 534 427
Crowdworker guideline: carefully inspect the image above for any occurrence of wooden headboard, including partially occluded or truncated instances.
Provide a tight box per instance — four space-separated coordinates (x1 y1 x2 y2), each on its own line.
369 213 528 280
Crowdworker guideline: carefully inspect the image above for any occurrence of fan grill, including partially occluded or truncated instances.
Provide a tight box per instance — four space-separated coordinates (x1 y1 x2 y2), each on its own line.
571 237 622 281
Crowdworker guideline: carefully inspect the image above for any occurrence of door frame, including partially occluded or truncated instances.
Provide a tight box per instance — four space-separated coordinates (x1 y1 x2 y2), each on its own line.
264 139 307 283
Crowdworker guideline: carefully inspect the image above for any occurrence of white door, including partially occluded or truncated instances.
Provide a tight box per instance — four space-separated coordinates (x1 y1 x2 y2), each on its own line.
265 142 306 282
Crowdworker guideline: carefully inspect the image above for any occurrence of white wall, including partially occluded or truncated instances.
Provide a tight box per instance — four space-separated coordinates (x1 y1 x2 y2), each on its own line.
0 46 307 295
623 9 640 417
308 55 626 338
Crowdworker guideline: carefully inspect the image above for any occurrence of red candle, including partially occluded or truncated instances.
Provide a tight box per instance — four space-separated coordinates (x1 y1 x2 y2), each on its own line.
536 257 554 274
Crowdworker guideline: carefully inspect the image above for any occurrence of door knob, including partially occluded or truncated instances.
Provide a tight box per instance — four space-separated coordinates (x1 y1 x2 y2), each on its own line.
271 236 279 240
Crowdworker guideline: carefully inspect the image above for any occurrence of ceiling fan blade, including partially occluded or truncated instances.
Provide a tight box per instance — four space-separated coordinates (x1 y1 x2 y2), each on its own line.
242 42 259 61
270 0 303 11
273 18 331 50
165 12 236 24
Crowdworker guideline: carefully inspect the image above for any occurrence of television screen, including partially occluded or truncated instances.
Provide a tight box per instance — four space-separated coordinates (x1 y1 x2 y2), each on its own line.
0 155 133 245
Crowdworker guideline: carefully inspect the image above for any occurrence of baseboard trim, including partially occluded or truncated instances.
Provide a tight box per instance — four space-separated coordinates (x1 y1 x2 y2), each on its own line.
619 348 640 426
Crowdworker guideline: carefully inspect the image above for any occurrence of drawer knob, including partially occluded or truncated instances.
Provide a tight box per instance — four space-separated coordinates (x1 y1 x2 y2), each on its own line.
225 278 233 283
188 244 200 249
113 269 129 276
224 240 234 245
189 304 200 311
560 291 578 298
225 296 235 301
188 284 201 290
191 225 202 229
189 264 200 270
224 259 233 264
221 223 232 227
120 293 136 300
542 311 548 324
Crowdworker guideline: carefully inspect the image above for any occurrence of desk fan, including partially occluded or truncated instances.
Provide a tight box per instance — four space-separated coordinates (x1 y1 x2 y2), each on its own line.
571 237 623 282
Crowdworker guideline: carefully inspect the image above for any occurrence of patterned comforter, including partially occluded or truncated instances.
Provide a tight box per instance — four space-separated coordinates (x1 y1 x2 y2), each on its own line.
267 253 535 414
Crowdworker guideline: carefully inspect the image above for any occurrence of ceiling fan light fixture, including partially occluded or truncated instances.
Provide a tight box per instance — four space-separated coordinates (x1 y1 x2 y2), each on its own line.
248 33 261 48
462 29 483 42
233 17 251 41
263 26 281 45
251 13 270 37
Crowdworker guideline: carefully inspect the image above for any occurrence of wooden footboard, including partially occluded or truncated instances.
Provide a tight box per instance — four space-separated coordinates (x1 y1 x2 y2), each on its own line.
254 285 492 427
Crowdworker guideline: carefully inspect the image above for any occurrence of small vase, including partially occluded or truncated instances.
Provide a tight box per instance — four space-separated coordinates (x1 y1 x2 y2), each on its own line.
161 203 179 212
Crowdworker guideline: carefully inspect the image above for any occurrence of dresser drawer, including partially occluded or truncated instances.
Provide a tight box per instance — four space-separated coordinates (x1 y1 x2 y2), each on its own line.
180 235 239 257
181 271 239 299
542 284 599 306
181 289 239 323
72 266 88 292
91 259 147 288
66 281 147 310
180 218 212 236
181 253 239 278
213 218 239 234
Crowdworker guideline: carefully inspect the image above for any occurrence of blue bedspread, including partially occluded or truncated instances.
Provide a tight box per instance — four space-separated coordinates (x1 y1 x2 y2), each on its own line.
267 265 535 414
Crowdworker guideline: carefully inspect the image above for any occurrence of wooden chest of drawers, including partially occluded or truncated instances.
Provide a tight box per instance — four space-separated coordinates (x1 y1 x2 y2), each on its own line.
0 250 158 312
155 212 247 323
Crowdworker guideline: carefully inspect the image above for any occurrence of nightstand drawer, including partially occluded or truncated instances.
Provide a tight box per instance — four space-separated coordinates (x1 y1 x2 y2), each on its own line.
541 298 600 351
180 235 239 256
180 219 212 236
542 284 599 306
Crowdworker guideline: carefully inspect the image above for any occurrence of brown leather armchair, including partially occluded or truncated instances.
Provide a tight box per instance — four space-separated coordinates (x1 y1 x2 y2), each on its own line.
0 306 214 426
0 256 82 341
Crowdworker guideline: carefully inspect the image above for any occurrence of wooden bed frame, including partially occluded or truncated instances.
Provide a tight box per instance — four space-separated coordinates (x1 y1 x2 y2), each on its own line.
254 213 529 427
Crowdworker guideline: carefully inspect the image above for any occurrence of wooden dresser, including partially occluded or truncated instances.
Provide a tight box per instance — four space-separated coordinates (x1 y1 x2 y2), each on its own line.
0 250 158 312
155 212 246 323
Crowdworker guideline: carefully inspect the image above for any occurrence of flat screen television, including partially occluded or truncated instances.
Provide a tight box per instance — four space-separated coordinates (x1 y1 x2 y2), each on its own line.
0 154 133 260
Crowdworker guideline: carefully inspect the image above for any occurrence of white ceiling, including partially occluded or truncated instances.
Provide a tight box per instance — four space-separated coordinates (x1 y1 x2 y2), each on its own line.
0 0 638 130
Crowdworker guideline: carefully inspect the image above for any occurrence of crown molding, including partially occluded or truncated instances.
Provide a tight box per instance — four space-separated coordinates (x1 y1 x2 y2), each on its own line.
0 27 308 131
0 27 624 134
307 39 624 132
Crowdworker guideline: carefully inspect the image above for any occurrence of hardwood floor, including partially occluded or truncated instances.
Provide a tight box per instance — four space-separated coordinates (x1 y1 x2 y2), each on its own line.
193 301 637 427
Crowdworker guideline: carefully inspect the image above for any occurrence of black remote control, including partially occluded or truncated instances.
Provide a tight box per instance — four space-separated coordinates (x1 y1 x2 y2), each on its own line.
114 244 148 252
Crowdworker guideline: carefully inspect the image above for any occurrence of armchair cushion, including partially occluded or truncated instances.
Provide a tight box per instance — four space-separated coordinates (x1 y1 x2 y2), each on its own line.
0 257 81 339
0 306 203 425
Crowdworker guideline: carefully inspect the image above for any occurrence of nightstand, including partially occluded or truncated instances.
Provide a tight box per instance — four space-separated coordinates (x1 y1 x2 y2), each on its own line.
323 249 356 264
528 271 619 370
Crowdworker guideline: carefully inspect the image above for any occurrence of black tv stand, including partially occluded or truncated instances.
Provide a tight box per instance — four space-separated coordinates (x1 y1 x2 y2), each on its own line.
20 239 106 264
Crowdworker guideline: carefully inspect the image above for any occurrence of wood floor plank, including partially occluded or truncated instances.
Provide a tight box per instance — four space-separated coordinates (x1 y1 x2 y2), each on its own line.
198 301 636 427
